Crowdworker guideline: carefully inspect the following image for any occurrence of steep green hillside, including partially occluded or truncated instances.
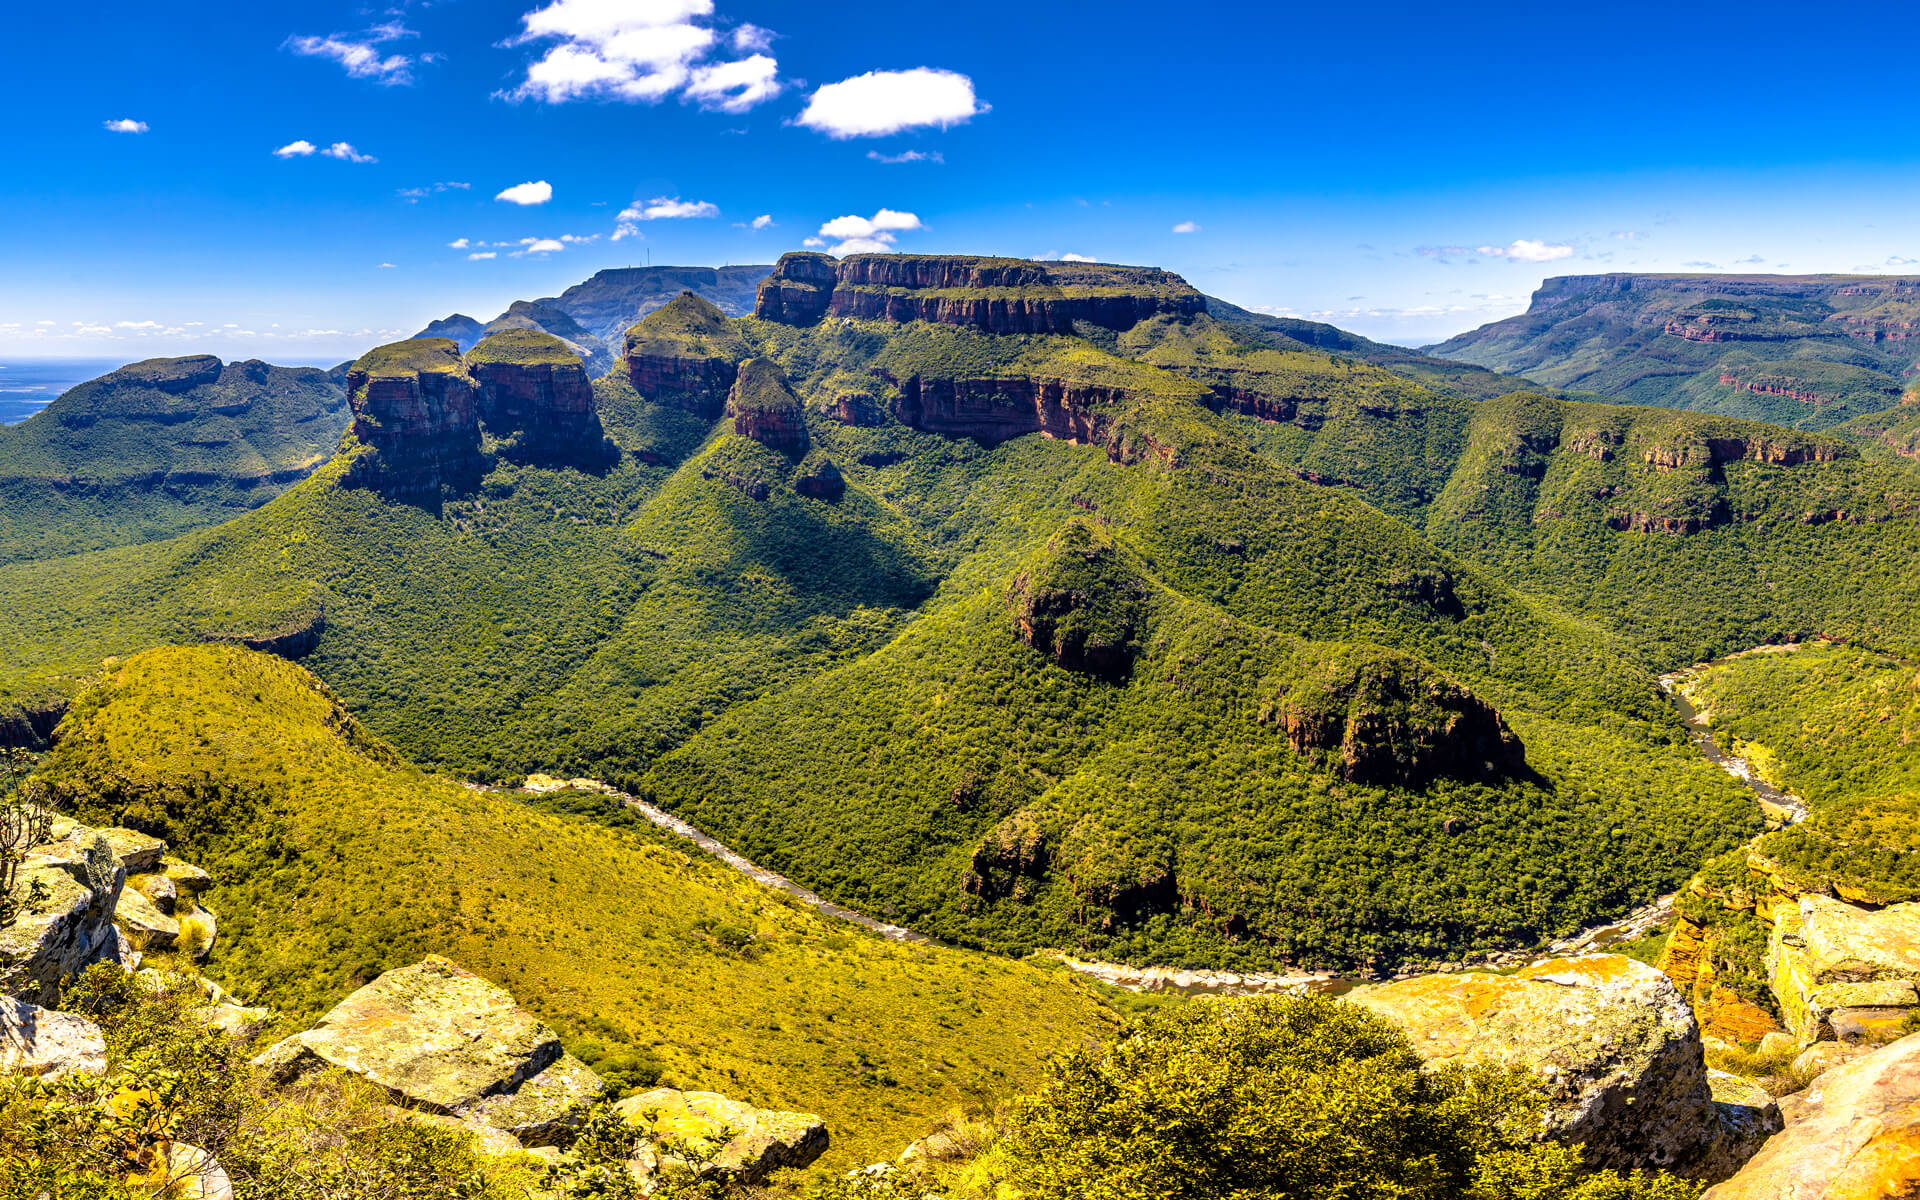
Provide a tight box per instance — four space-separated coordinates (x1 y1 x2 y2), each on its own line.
11 255 1920 975
1427 274 1920 429
0 355 348 564
36 644 1120 1168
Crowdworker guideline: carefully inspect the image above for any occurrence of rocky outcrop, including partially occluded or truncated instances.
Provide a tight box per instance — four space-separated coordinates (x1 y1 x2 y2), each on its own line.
753 253 1207 334
888 373 1180 466
1641 435 1853 472
477 300 613 377
622 292 747 418
0 994 107 1078
792 453 845 500
200 608 326 660
254 956 603 1146
1348 955 1722 1172
546 265 773 345
614 1087 829 1185
1770 896 1920 1045
0 699 66 751
466 330 613 466
1660 918 1784 1041
727 358 809 452
343 339 485 498
1 821 130 1004
1263 650 1525 786
1702 1033 1920 1199
1008 519 1151 680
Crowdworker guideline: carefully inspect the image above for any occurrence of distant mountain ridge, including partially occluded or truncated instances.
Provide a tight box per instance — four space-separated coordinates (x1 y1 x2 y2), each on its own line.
1427 273 1920 429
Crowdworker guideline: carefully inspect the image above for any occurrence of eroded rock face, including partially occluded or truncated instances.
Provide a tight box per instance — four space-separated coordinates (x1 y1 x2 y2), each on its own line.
889 373 1179 466
254 955 603 1146
753 253 1206 334
466 331 611 466
727 358 809 453
0 995 107 1078
1347 955 1718 1172
1771 896 1920 1045
1 827 127 1004
614 1087 829 1185
622 292 746 418
1702 1033 1920 1200
344 339 485 498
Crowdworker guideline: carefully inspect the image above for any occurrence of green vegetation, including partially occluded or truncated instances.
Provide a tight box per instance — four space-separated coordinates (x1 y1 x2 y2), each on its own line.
624 292 748 360
34 645 1121 1167
882 993 1699 1200
464 328 582 367
2 963 531 1200
0 356 348 565
726 357 803 415
353 338 467 379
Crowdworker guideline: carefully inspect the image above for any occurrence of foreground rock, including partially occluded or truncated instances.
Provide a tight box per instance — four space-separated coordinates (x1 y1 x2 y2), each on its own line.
1 821 130 1003
1348 955 1720 1172
614 1087 829 1184
254 956 602 1146
1702 1032 1920 1199
1771 895 1920 1045
0 994 107 1078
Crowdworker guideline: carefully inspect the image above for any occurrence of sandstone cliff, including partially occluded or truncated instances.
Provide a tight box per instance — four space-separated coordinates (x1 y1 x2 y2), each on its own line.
466 329 613 466
726 357 809 452
343 338 485 499
622 291 747 418
753 252 1207 335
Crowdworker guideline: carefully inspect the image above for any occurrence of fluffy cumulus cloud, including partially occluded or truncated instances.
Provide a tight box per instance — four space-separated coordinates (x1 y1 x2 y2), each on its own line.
814 208 923 255
1171 220 1200 234
503 0 783 112
320 142 376 163
751 214 773 229
614 196 720 240
797 68 984 138
496 180 554 205
1060 252 1096 263
1477 239 1573 263
521 238 566 254
283 23 420 85
273 140 318 158
449 237 471 249
103 118 148 134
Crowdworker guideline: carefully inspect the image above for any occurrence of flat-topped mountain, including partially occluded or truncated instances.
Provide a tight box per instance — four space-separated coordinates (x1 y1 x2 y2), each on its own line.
1428 273 1920 429
0 354 348 564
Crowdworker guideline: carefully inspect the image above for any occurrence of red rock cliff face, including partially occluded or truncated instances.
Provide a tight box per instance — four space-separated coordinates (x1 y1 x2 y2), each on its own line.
469 359 607 461
753 252 1206 335
887 373 1179 467
346 364 484 497
1641 435 1851 471
726 359 810 453
624 352 738 419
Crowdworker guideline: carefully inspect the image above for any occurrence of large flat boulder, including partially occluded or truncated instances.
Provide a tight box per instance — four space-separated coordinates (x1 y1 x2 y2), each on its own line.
1347 955 1717 1171
1702 1032 1920 1199
0 994 107 1078
253 956 601 1146
614 1087 829 1185
1771 896 1920 1044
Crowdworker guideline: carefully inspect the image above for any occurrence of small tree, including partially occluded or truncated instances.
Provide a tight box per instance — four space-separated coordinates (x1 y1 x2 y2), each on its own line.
0 747 54 929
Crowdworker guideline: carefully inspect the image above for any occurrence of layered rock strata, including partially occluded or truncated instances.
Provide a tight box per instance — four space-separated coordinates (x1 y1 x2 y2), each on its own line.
343 339 484 497
727 358 809 452
466 330 612 465
622 292 747 418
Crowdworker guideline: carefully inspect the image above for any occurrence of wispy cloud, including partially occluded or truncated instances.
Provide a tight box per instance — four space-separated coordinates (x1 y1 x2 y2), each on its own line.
501 0 783 113
1171 220 1200 234
867 149 943 165
1477 239 1572 263
468 251 497 260
283 23 421 86
103 118 148 134
320 142 376 163
614 196 720 239
797 68 985 138
398 181 471 202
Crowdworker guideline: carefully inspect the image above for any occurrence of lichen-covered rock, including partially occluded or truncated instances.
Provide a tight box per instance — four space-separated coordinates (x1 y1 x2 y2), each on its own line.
115 884 180 951
1 831 125 1004
1702 1032 1920 1199
1347 955 1717 1172
614 1087 829 1185
1770 896 1920 1043
0 994 107 1078
253 956 602 1145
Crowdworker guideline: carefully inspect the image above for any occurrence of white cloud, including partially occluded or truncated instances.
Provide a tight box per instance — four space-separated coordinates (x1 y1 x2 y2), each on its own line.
273 140 318 158
623 196 720 220
496 180 554 205
399 181 470 202
751 214 773 229
796 68 985 138
1060 253 1096 263
320 142 376 163
802 236 825 248
103 118 148 134
503 0 783 112
686 54 780 112
449 237 471 249
1476 239 1573 262
1171 220 1200 234
815 209 923 255
378 262 397 269
522 238 566 253
115 320 162 330
867 149 942 165
283 24 419 85
561 233 599 243
1888 255 1917 266
468 251 498 260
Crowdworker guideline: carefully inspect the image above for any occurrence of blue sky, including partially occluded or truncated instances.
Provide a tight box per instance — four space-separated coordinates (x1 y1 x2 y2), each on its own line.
5 0 1920 359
